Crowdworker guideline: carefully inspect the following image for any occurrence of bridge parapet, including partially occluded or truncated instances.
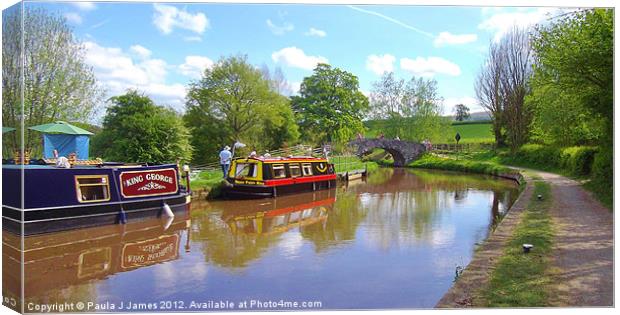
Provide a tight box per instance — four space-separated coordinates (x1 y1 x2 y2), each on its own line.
349 138 427 167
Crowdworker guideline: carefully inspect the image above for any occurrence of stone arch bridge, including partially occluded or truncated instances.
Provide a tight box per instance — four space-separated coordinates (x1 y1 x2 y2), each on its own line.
348 139 427 167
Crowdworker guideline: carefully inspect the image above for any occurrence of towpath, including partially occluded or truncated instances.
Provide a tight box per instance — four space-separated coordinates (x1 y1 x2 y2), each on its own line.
437 168 613 307
533 170 613 306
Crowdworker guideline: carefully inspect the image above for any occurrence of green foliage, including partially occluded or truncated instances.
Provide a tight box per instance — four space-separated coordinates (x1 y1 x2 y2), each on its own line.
530 9 613 145
192 169 225 190
484 182 553 307
184 55 299 164
409 154 520 178
367 73 450 142
511 144 561 169
453 104 471 121
558 146 598 176
291 63 369 144
586 148 613 209
91 90 192 163
2 7 103 157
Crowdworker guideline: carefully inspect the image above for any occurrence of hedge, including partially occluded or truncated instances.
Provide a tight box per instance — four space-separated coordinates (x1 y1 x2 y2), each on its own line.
510 144 598 176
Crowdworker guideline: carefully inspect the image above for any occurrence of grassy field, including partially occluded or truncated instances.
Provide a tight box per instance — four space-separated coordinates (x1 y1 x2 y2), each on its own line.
483 181 554 306
451 122 494 144
364 118 494 144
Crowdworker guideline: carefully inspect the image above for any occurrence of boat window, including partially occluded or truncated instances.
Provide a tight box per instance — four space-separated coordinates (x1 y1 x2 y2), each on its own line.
76 176 110 203
302 163 313 176
272 164 286 178
235 163 257 178
289 163 301 177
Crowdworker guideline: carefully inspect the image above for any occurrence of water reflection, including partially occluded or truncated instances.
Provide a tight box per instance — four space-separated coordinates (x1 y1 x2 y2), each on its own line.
3 168 519 310
2 215 190 309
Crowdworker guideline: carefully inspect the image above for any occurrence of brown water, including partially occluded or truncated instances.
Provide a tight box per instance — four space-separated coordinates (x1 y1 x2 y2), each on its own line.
3 168 519 311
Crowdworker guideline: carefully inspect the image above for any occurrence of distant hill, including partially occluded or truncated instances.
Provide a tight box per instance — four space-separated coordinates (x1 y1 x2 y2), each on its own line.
446 111 491 122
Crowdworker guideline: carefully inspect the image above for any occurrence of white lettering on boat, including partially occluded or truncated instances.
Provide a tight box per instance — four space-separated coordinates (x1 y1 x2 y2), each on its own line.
124 173 174 187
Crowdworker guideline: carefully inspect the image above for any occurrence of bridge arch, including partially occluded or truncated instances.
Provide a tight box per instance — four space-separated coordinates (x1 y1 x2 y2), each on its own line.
349 139 427 167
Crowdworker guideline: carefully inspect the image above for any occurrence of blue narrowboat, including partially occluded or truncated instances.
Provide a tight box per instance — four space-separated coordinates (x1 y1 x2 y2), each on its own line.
2 163 191 235
1 121 191 235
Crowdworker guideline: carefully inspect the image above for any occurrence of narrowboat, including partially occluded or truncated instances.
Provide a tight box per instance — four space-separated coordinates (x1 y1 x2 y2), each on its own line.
1 121 191 235
223 155 337 198
2 163 191 235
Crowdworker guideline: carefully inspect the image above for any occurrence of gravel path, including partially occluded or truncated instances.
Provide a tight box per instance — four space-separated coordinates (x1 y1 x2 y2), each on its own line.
533 170 614 307
437 169 613 307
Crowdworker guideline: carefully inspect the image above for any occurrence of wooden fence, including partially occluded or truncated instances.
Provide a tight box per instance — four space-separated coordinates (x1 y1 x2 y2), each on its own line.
431 143 495 153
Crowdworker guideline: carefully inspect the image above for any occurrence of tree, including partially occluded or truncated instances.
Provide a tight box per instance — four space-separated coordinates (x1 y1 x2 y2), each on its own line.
91 91 192 163
476 27 533 151
2 7 103 156
529 9 613 145
500 27 533 152
369 72 449 142
453 104 470 121
475 41 506 147
292 63 369 144
184 55 298 164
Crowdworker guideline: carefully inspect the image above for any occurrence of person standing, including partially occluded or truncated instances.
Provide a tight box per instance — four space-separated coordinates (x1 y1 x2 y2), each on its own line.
219 145 232 178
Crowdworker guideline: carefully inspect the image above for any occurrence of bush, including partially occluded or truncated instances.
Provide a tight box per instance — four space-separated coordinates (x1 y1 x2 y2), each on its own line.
591 148 612 187
559 146 598 176
513 144 561 167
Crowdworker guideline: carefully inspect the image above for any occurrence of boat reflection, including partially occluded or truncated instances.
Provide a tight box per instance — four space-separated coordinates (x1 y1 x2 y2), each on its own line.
221 189 335 236
2 214 190 310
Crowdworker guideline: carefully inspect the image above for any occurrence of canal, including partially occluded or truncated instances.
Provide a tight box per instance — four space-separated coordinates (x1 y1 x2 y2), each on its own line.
4 168 519 310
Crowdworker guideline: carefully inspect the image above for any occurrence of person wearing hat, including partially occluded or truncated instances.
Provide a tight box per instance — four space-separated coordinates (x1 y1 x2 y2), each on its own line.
219 145 232 178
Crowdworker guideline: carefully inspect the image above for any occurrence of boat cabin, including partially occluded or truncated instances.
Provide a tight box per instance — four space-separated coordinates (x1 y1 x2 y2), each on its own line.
224 156 336 198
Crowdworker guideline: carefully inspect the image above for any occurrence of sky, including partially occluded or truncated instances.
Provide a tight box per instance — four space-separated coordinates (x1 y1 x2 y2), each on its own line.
8 1 582 121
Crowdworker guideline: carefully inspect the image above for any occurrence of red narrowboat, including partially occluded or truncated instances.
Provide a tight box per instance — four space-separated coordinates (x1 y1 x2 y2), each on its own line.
223 156 337 198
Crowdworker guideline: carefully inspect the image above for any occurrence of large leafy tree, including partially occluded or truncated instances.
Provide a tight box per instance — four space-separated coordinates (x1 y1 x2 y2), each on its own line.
91 91 192 163
2 7 103 156
184 55 299 164
529 9 613 145
291 63 369 144
369 72 449 142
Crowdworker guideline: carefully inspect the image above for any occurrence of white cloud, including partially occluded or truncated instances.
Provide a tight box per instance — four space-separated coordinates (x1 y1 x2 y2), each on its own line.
83 41 186 109
64 12 83 25
366 54 395 76
478 8 559 42
289 81 301 95
179 56 214 78
305 27 326 37
72 2 96 11
271 47 328 71
153 4 209 35
434 32 477 46
266 19 294 35
400 57 461 77
129 45 152 60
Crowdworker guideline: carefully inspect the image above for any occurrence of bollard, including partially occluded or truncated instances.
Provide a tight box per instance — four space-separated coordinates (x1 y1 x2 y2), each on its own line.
523 243 534 253
537 194 543 201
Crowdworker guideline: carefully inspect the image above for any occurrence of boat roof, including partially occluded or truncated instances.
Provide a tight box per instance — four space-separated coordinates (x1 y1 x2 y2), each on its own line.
235 156 328 163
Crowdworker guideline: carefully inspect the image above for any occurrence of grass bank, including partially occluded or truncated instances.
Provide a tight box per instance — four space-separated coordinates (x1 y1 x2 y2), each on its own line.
408 154 522 183
483 181 554 306
438 148 611 210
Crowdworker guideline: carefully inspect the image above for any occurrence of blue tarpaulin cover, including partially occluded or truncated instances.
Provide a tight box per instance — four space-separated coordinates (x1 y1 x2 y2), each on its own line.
43 134 90 160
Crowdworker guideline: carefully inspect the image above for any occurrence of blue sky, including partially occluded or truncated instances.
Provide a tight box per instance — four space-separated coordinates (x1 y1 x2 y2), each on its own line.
18 1 575 120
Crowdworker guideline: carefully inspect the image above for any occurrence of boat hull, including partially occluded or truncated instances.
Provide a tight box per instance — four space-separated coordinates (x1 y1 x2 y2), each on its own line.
222 179 336 199
3 193 191 236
